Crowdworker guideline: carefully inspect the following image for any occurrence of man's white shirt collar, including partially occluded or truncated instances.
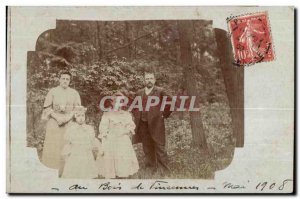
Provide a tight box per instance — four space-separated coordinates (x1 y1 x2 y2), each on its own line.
145 86 154 95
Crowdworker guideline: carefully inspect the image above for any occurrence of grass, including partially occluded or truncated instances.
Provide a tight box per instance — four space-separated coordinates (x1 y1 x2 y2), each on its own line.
131 143 215 179
30 101 235 179
130 105 235 179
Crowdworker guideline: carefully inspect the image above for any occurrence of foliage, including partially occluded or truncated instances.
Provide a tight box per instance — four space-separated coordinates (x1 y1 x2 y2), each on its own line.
27 20 235 178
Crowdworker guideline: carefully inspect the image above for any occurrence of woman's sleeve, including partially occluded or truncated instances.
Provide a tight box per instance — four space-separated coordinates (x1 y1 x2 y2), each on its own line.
74 90 81 106
41 89 54 120
98 112 109 139
127 112 136 134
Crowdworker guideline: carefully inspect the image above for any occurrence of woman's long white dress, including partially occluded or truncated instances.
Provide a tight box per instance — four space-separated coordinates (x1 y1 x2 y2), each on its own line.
96 111 139 178
41 86 81 169
61 123 99 179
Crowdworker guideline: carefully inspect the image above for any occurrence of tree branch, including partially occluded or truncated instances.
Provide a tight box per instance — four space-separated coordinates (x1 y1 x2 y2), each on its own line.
103 25 169 56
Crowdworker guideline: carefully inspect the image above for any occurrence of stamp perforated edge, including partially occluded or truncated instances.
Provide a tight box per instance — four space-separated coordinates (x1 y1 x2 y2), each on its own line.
226 11 276 67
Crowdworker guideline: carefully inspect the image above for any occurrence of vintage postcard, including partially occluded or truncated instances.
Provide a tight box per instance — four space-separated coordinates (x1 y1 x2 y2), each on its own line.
6 6 295 194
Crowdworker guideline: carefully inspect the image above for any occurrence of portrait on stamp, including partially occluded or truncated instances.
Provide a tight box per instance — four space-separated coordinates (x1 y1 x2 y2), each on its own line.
227 12 275 66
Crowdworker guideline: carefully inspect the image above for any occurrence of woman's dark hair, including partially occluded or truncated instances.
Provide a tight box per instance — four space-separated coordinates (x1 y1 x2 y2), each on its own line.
101 97 113 110
114 92 129 111
59 70 72 78
99 90 130 111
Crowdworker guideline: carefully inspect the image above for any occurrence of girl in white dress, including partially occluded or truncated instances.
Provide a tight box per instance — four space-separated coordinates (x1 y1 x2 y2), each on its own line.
61 106 101 179
96 92 139 178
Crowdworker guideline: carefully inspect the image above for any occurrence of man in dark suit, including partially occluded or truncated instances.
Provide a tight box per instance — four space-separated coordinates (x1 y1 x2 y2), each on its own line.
132 71 172 175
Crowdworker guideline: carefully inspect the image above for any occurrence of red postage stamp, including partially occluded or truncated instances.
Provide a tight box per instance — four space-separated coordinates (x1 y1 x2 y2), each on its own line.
227 12 275 66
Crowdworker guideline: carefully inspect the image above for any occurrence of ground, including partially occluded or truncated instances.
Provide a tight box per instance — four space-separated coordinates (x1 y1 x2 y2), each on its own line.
30 101 235 179
131 105 235 179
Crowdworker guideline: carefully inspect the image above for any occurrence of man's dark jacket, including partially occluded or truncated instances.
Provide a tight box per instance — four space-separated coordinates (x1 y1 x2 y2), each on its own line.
132 86 172 145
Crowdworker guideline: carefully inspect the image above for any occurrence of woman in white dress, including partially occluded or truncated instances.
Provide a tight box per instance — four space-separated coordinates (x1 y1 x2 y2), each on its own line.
61 106 101 179
96 92 139 179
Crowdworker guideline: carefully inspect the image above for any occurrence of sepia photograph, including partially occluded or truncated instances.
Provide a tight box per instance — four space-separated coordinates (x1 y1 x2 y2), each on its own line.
7 6 294 193
26 19 244 180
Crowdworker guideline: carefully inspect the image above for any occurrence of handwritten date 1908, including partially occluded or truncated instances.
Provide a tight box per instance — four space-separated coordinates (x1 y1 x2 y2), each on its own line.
255 179 293 191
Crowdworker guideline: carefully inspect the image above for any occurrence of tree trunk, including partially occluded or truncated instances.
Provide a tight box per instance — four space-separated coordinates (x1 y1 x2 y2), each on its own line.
214 28 244 147
134 21 140 59
124 21 132 59
177 20 208 151
96 21 103 60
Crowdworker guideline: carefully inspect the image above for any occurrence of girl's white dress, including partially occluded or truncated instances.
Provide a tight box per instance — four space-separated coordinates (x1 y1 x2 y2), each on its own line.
61 123 100 179
96 111 139 178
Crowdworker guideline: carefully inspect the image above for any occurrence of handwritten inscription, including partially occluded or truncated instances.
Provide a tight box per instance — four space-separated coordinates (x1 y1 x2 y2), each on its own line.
99 182 122 190
149 180 199 190
69 184 88 191
255 179 293 192
132 183 144 190
223 182 246 189
65 179 292 192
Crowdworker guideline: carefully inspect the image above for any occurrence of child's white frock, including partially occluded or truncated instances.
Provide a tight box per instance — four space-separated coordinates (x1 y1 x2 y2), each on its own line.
96 111 139 178
61 123 99 179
